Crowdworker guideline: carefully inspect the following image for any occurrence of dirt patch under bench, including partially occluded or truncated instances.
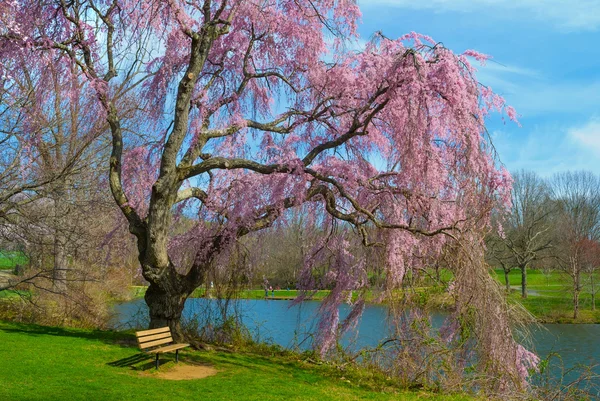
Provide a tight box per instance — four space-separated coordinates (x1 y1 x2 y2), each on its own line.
152 363 218 381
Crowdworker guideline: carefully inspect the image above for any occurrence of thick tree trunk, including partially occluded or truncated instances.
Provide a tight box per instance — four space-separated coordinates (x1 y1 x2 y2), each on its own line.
144 281 191 342
504 269 511 292
520 265 527 299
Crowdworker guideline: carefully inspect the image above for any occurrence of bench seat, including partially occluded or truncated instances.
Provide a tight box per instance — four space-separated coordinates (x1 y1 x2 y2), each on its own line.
146 343 190 354
135 326 190 369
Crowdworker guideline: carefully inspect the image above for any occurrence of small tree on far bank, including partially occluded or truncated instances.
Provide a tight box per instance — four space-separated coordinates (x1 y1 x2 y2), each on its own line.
486 234 514 292
580 239 600 311
551 171 600 319
486 170 554 298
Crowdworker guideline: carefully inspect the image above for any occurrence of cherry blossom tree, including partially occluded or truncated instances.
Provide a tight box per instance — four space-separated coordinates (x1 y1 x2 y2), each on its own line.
1 0 534 391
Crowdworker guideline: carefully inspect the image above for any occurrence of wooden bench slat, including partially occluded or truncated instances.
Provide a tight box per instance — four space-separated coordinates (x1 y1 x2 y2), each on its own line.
139 336 173 349
146 343 190 354
136 327 171 337
137 332 172 343
134 326 191 369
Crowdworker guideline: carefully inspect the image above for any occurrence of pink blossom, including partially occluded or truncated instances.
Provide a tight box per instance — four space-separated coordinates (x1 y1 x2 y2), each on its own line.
516 344 540 384
462 49 492 65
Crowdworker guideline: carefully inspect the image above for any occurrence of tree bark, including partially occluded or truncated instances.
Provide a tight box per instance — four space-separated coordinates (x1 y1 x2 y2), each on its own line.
140 236 210 342
520 265 527 299
504 269 511 292
573 271 580 319
52 183 68 293
591 272 596 311
144 279 191 342
53 236 68 293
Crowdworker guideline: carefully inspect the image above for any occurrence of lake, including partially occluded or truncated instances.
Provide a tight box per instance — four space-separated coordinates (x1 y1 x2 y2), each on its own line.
114 298 600 384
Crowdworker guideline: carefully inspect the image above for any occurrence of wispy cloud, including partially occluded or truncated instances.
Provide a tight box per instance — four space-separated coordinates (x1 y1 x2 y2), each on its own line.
492 118 600 176
479 63 541 78
363 0 600 31
475 62 542 96
568 117 600 155
472 63 600 117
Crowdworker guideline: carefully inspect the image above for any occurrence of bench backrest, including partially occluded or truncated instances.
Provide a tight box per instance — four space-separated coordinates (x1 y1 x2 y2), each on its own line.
136 327 173 350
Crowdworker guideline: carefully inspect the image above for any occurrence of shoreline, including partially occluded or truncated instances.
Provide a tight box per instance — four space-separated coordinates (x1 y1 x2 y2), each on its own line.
128 286 600 325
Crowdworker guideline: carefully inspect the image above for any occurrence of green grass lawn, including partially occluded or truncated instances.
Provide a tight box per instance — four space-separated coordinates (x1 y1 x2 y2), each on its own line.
0 251 28 270
234 289 331 300
131 286 333 301
0 321 473 401
493 269 600 323
493 268 569 288
493 268 600 290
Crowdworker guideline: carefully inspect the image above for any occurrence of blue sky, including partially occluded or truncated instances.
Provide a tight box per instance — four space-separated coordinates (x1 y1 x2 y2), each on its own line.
356 0 600 177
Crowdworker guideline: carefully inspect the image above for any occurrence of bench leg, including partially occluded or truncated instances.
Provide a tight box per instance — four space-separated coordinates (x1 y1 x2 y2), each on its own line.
176 349 179 363
155 353 159 369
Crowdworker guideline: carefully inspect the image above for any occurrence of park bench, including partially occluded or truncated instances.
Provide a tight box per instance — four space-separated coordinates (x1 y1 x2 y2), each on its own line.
135 326 190 369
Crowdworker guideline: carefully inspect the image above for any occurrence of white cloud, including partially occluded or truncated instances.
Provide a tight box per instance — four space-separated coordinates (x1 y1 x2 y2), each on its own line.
492 118 600 177
479 63 541 78
362 0 600 31
467 63 600 118
472 62 600 117
475 62 542 96
568 117 600 154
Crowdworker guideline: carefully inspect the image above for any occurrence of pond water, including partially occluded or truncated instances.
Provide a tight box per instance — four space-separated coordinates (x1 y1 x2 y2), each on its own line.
114 298 600 384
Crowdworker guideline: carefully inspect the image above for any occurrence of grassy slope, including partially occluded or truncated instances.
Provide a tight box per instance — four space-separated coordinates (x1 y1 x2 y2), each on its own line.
0 321 472 401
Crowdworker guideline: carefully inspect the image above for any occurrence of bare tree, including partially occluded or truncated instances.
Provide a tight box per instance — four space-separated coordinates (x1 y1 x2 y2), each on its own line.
486 170 554 298
550 171 600 319
0 53 122 294
580 239 600 311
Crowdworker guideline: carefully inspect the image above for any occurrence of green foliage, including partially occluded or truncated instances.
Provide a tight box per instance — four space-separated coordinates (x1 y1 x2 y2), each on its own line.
130 286 148 298
0 321 475 401
0 251 28 270
0 290 28 300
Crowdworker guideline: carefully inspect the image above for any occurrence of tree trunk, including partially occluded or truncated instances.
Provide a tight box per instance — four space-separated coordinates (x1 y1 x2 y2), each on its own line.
504 269 511 292
144 282 190 341
52 184 68 293
591 273 596 311
520 265 527 299
53 237 68 293
573 272 580 320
